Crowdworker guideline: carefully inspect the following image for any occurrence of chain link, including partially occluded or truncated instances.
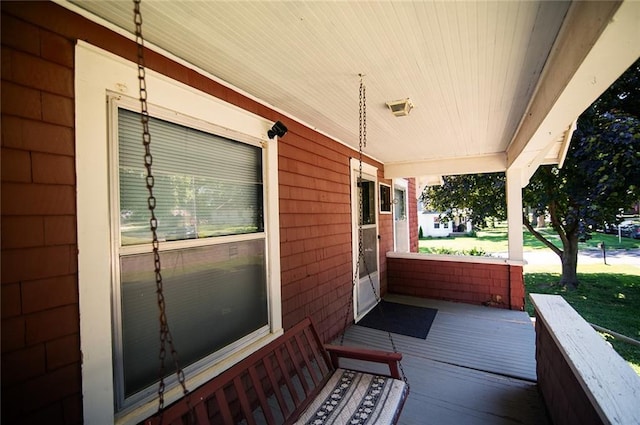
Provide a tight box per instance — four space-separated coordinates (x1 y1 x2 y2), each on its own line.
349 75 409 390
362 80 366 149
133 1 192 420
342 76 367 345
358 75 365 265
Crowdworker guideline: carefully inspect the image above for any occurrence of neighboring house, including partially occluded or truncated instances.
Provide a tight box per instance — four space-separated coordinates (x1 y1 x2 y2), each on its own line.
419 211 452 237
417 199 471 237
1 2 637 425
418 211 472 238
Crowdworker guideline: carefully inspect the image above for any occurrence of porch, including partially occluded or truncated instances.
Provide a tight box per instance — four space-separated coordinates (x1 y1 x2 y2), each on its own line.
340 294 547 425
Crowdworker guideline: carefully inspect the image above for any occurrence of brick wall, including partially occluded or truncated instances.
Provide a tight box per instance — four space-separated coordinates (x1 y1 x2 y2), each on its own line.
388 256 525 310
535 319 602 425
1 7 81 424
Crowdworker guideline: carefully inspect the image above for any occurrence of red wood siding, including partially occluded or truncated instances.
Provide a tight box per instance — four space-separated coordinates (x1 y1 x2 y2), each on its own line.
407 178 418 253
378 177 417 294
378 173 393 297
535 319 602 425
1 5 81 424
1 2 393 423
388 256 525 310
279 127 376 341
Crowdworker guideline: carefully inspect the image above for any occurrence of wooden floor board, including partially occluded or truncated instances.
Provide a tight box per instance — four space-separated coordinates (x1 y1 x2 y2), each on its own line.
338 296 549 425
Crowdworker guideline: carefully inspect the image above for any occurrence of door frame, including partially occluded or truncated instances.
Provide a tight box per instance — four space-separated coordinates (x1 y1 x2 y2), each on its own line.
393 178 410 253
350 158 380 321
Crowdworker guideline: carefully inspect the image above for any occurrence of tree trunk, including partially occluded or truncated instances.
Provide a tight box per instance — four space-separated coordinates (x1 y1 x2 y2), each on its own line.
559 233 580 289
523 210 581 288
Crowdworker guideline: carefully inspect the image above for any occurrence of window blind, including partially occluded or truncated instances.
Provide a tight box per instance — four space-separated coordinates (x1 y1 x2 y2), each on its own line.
120 241 267 397
115 108 269 404
118 109 263 245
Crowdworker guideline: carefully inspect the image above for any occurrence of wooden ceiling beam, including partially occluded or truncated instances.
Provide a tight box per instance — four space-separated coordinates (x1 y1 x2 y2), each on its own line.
507 0 639 171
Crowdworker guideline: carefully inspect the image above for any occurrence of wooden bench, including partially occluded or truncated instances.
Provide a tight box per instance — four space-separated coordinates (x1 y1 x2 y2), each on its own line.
144 317 408 425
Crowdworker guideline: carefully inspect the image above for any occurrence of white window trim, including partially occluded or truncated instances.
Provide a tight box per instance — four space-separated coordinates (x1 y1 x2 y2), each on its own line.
75 42 282 425
109 97 271 413
379 182 392 215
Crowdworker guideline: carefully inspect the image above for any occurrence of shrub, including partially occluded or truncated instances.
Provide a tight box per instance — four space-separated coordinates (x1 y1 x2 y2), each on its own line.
467 247 487 256
424 246 487 256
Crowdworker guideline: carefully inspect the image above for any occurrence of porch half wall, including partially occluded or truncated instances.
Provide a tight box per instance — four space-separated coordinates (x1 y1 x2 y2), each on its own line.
387 253 525 311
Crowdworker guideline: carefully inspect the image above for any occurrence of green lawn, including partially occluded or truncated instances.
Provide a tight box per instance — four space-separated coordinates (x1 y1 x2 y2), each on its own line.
418 227 640 374
525 264 640 375
419 226 640 254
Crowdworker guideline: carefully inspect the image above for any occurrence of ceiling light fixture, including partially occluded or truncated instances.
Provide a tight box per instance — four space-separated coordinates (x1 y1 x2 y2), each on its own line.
386 98 413 117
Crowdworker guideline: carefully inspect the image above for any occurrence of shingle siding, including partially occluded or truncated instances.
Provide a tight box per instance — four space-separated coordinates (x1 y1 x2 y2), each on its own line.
1 6 80 424
388 257 525 310
1 2 397 423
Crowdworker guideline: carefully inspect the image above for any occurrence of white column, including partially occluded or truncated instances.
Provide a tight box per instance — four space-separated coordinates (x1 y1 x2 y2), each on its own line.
506 167 524 262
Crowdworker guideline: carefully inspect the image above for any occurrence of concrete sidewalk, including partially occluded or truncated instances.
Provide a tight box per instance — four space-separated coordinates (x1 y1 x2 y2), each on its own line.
494 249 640 267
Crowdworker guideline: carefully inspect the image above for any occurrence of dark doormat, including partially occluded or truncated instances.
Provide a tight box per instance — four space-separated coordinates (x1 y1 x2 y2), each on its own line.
357 301 438 339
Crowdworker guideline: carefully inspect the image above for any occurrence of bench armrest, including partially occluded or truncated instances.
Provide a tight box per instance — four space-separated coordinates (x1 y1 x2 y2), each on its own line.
324 344 403 379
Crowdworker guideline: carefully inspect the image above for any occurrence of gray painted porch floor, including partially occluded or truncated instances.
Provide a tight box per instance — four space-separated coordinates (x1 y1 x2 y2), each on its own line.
338 294 550 425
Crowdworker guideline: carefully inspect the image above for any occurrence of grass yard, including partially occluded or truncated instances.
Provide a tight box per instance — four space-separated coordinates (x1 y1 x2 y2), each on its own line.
524 264 640 375
419 226 640 254
418 226 640 374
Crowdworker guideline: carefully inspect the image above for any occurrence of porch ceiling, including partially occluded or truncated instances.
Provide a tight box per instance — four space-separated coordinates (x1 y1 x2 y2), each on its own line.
66 0 639 186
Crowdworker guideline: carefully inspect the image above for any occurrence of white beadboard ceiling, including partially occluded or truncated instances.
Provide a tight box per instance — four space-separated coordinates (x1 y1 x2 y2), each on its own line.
66 0 640 185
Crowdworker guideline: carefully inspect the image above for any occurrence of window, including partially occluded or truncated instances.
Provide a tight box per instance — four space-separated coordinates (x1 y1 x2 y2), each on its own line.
379 184 391 213
77 44 281 424
117 109 264 245
393 187 406 220
112 105 270 409
434 222 440 229
358 180 376 225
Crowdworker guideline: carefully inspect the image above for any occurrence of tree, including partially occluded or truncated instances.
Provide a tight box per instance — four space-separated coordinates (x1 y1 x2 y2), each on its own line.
525 111 639 287
421 173 506 228
423 59 640 288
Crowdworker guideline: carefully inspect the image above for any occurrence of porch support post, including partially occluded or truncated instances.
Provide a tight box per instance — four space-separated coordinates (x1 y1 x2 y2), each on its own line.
506 167 524 262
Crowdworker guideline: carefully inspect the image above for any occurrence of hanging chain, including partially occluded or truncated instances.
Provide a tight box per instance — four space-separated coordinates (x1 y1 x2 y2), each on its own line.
133 0 192 418
341 75 367 345
358 74 367 150
349 75 409 389
358 75 366 285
